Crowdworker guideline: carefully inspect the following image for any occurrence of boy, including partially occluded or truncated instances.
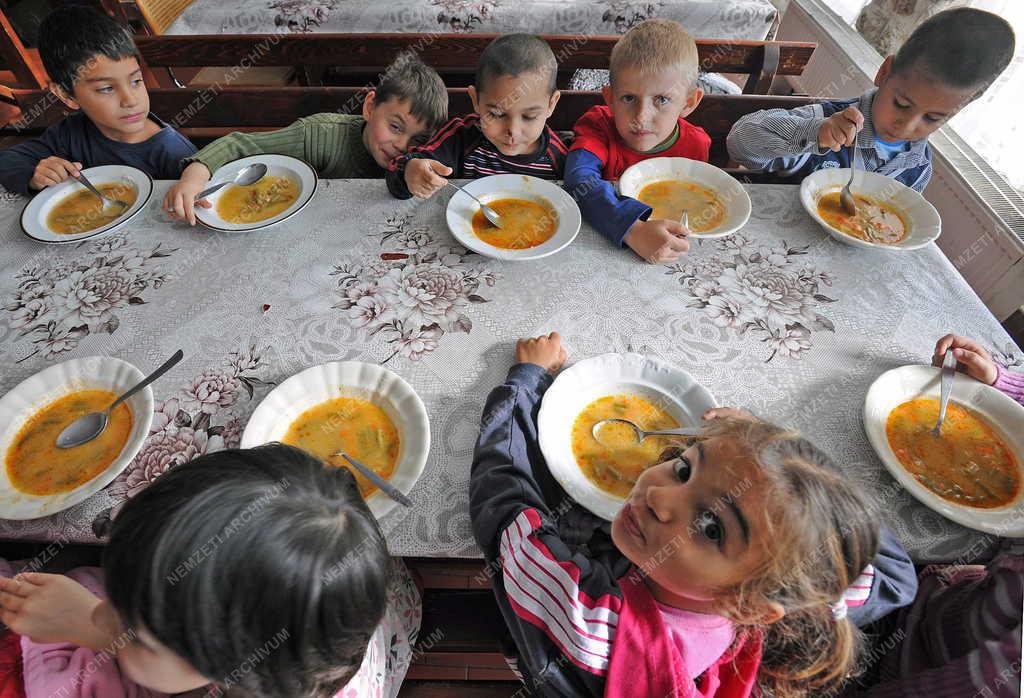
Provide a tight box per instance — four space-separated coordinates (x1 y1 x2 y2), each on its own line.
726 8 1014 194
564 19 710 264
0 6 197 196
386 34 567 200
166 53 448 224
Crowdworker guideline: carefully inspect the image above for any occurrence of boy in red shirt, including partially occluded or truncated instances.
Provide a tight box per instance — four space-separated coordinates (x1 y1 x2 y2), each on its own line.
564 19 710 263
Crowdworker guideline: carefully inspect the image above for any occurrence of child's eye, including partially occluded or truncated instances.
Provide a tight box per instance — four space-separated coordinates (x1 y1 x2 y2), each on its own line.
488 111 504 120
390 123 403 134
620 95 636 105
132 79 144 87
655 95 670 106
696 511 724 546
523 115 537 122
673 456 692 483
894 99 911 110
97 87 114 94
924 115 940 123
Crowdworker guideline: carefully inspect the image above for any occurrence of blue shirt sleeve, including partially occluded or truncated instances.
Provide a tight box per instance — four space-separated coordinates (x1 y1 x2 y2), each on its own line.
847 525 919 627
563 149 652 248
0 122 69 195
152 127 198 180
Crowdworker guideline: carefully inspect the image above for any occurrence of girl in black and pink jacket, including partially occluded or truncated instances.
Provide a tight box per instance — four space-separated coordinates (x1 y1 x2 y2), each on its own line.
470 332 918 698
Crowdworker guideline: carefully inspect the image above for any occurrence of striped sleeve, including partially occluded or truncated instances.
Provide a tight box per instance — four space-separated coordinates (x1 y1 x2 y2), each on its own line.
842 565 876 608
498 509 620 676
725 103 828 173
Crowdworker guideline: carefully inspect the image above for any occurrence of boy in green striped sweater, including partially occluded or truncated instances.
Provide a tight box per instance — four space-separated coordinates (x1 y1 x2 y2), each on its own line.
164 54 448 224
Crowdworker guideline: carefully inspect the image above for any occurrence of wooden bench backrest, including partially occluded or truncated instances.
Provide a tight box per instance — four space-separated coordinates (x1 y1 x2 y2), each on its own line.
134 34 816 94
8 87 820 166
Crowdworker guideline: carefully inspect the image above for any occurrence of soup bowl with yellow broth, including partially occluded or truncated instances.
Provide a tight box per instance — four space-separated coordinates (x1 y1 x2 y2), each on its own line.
617 157 751 239
240 361 429 519
0 356 154 519
537 353 717 521
195 154 318 233
445 174 582 261
863 364 1024 536
20 165 153 245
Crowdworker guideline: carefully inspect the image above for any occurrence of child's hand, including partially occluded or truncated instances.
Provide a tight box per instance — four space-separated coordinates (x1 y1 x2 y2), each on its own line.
623 218 690 264
0 573 108 649
163 162 213 226
933 334 998 385
405 158 452 199
818 106 864 152
516 332 567 375
28 157 82 190
703 407 761 423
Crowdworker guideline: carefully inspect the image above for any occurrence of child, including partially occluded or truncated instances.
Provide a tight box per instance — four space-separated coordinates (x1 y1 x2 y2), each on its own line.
471 332 919 698
564 19 711 264
165 53 448 224
386 34 567 200
0 6 197 196
846 334 1022 698
726 8 1015 193
0 444 420 698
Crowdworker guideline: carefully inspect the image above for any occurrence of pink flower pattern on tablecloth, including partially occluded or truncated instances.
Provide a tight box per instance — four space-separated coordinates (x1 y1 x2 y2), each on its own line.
4 233 175 362
666 233 838 361
331 214 500 362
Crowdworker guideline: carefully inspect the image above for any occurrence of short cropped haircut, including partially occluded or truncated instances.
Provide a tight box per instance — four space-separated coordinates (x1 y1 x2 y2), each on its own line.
105 444 390 698
376 52 449 132
475 34 558 95
610 19 699 91
893 7 1015 92
38 6 139 95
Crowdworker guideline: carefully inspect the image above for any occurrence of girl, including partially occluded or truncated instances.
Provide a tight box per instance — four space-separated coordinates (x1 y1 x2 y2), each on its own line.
0 444 420 698
470 332 917 698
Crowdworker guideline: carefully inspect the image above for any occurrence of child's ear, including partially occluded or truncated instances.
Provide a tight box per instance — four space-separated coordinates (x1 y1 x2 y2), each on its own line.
757 600 786 625
467 85 480 114
547 89 561 116
49 83 80 112
602 85 614 108
874 56 894 88
680 87 704 118
361 89 377 121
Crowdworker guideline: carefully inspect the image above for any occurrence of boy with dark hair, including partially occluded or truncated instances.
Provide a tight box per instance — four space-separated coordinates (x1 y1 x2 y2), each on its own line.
0 6 197 195
727 7 1015 193
166 52 448 224
386 33 567 200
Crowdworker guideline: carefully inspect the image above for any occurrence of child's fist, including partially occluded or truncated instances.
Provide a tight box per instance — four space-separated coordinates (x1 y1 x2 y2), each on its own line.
818 106 864 152
29 157 82 190
405 159 452 199
933 334 998 385
623 218 690 264
516 332 567 375
163 162 213 226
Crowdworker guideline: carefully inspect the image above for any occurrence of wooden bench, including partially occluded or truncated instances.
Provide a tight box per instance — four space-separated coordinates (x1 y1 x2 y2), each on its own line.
5 86 820 176
131 33 815 95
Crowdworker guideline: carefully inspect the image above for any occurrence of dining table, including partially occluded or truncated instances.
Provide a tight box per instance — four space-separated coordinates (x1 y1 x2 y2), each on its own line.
0 178 1020 564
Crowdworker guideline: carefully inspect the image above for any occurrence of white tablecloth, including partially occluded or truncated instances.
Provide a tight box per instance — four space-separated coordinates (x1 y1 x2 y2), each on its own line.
0 180 1019 562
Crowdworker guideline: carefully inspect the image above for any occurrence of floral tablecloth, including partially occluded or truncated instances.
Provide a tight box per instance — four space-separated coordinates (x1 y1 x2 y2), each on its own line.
0 181 1019 563
164 0 777 39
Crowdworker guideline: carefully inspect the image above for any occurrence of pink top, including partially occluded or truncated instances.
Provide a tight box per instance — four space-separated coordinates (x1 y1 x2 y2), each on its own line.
655 602 736 680
993 364 1024 406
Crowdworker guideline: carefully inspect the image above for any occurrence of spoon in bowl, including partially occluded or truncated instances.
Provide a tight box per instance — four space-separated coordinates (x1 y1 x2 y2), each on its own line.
333 450 412 507
931 348 956 437
76 171 129 215
591 418 703 445
56 350 184 449
839 144 859 217
195 163 268 202
444 181 503 228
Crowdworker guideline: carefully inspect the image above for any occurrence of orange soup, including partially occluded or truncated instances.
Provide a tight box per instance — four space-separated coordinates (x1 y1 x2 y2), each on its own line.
282 396 400 498
886 398 1020 508
470 198 557 249
5 390 132 495
571 394 679 498
216 175 300 224
816 191 907 244
636 180 726 233
46 183 138 234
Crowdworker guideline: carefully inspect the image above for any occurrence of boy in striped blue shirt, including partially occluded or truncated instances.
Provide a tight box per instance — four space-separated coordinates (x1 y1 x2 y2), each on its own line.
726 8 1014 193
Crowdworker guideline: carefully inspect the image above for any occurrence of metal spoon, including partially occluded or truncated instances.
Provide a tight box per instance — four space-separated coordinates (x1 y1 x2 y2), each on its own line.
932 348 956 437
195 163 268 201
333 450 412 507
56 350 184 449
679 209 689 229
76 171 129 214
444 181 503 228
591 418 703 445
839 144 858 217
